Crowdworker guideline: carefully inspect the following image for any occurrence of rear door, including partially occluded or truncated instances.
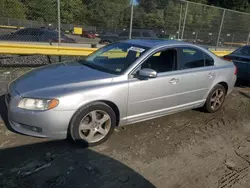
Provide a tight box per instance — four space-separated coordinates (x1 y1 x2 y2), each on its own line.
226 46 250 80
177 47 217 105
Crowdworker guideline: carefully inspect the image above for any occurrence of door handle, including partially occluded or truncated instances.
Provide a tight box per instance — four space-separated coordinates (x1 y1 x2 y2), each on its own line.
169 78 179 84
208 73 213 78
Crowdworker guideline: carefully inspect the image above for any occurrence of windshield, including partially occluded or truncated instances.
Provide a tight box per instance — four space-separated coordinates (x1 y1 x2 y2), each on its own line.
83 42 149 74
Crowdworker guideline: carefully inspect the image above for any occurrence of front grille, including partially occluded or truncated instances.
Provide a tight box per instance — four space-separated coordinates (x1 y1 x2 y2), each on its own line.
5 93 11 104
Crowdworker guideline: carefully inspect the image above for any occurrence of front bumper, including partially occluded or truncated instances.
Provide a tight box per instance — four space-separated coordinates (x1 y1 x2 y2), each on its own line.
5 92 75 139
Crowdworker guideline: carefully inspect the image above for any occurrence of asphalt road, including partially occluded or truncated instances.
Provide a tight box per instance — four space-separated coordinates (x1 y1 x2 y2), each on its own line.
1 65 250 188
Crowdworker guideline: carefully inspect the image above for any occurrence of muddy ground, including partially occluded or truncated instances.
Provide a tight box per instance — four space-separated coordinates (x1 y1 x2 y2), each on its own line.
1 66 250 188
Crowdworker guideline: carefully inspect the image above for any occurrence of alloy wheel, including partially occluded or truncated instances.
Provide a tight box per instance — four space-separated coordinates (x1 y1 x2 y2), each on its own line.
78 110 111 143
210 88 224 110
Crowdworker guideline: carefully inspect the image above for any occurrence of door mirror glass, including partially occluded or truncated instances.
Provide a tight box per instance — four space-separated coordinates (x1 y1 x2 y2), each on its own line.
137 68 157 79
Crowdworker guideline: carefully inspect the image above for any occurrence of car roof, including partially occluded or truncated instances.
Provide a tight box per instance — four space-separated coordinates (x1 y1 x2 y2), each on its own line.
19 28 58 33
123 39 188 48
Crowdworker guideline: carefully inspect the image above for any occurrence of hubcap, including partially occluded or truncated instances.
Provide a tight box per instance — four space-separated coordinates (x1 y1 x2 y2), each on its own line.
210 89 224 110
78 110 111 143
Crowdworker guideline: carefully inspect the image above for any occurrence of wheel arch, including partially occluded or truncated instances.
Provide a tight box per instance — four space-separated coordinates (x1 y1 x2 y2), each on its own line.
70 100 121 128
217 81 228 95
99 100 120 126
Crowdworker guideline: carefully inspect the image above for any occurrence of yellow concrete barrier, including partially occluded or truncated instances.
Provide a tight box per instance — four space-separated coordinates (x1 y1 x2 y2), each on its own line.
0 42 232 57
211 50 231 56
0 25 25 29
0 43 97 56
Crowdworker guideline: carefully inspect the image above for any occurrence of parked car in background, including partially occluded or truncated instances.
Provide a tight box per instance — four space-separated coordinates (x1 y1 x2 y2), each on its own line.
81 31 96 39
0 28 76 43
6 40 236 146
223 45 250 82
100 29 158 44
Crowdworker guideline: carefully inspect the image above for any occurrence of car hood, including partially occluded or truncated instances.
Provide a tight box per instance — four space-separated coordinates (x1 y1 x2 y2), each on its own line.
11 61 115 97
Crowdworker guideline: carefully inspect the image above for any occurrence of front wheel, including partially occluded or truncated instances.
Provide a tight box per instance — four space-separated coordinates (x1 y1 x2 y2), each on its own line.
69 102 116 147
204 84 226 113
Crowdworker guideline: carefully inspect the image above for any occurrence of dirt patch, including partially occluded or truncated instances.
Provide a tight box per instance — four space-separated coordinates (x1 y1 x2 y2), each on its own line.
0 88 250 187
1 65 250 187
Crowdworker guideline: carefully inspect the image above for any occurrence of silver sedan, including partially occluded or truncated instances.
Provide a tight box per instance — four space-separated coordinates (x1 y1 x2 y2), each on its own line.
6 40 237 146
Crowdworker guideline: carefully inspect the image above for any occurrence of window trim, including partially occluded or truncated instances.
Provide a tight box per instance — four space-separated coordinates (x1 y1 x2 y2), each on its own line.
129 47 179 76
203 52 214 67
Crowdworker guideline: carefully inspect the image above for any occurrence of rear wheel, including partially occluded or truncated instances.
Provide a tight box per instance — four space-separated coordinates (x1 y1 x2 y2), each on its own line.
204 84 226 113
70 102 116 147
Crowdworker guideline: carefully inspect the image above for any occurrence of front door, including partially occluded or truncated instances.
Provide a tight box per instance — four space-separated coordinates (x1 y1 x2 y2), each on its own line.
127 48 186 123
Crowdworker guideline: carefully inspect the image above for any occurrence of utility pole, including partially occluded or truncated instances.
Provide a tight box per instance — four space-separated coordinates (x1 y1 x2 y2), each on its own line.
181 1 189 40
178 4 183 40
57 0 61 45
216 9 226 50
129 0 134 39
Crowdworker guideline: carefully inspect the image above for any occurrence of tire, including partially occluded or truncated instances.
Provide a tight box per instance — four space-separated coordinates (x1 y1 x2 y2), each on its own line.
69 102 116 147
203 84 226 113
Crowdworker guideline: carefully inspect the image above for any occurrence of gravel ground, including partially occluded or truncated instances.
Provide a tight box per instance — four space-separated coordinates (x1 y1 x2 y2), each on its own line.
1 64 250 188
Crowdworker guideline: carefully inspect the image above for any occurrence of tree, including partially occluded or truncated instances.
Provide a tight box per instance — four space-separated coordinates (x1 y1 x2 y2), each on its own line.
24 0 57 22
208 0 249 12
85 0 130 28
0 0 26 19
60 0 87 25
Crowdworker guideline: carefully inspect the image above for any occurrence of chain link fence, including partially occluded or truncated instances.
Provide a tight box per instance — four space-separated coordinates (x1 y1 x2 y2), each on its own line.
0 0 250 48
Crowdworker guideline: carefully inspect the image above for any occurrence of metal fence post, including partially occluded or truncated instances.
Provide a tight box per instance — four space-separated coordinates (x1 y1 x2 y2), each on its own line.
216 9 226 50
246 32 250 45
2 0 4 17
178 4 183 40
181 1 189 40
57 0 61 45
129 0 134 39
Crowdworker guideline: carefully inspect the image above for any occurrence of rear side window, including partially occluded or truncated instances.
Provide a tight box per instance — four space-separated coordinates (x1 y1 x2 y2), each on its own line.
142 32 151 37
132 31 141 37
29 29 40 35
180 47 205 69
204 53 214 66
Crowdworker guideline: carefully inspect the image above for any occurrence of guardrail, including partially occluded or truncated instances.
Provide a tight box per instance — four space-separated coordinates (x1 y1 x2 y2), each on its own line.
0 42 231 57
0 43 96 56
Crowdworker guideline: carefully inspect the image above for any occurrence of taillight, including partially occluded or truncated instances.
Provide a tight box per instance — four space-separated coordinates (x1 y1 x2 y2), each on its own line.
234 66 238 75
223 56 232 61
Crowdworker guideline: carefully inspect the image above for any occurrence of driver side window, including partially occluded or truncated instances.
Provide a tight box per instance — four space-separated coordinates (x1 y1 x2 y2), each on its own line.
141 49 177 73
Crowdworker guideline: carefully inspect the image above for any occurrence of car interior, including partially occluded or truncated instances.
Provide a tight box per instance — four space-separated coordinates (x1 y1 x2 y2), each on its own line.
141 49 177 73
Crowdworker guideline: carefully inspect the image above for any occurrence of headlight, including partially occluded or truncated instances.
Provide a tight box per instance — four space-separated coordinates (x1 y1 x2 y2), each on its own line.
18 98 59 110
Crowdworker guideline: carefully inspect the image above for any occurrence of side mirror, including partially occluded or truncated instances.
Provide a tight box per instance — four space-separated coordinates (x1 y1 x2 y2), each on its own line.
137 68 157 80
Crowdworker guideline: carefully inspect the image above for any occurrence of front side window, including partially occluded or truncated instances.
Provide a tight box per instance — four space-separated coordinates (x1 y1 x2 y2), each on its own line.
180 47 205 69
141 49 177 73
83 42 149 74
119 31 128 37
15 29 29 35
